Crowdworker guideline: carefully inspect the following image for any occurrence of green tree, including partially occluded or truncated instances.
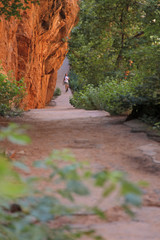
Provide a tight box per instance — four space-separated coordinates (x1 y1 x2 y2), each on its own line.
69 0 160 82
68 0 160 120
68 0 145 85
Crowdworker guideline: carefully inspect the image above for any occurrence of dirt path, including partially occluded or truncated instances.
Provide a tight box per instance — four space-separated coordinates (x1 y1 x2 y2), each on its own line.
2 59 160 240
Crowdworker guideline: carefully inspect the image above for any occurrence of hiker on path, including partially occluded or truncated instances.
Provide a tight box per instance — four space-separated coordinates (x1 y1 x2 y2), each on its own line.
63 73 70 92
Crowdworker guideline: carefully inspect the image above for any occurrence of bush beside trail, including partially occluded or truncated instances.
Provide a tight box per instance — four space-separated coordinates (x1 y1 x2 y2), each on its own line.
0 68 25 116
70 74 160 125
70 77 140 115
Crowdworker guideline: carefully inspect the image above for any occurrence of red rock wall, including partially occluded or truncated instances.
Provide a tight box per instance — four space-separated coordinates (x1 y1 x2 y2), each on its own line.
0 0 79 109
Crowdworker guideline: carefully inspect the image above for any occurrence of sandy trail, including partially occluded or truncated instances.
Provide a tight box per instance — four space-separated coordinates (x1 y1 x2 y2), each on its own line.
25 58 108 121
2 59 160 240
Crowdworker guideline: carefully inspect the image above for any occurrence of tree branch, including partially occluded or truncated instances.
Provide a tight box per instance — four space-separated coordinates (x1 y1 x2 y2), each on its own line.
131 31 144 39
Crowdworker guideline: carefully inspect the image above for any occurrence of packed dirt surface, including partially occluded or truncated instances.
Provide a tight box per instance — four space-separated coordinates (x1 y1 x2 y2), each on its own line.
1 59 160 240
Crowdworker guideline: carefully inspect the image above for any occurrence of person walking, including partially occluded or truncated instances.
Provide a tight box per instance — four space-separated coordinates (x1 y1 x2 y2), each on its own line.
63 73 70 92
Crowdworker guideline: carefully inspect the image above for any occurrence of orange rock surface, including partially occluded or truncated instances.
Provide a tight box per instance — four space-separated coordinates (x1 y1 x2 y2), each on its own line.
0 0 79 109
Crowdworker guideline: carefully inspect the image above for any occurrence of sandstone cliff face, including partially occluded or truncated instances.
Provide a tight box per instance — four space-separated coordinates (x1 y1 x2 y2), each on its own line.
0 0 79 109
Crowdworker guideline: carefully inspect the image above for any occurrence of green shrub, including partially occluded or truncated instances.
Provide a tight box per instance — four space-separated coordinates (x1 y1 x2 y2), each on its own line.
124 73 160 120
53 87 61 97
0 68 25 116
70 77 142 115
68 70 84 92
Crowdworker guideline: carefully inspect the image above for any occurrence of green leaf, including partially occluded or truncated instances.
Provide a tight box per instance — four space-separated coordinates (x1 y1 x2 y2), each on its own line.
8 134 30 145
57 189 74 201
138 181 149 187
92 207 106 220
94 171 108 187
121 180 142 196
0 155 28 198
33 160 47 169
122 204 135 217
125 193 142 207
103 183 116 197
13 161 30 173
94 236 104 240
67 180 89 195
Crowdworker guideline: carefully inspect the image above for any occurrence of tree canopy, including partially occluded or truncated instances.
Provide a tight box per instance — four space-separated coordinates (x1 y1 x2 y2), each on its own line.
69 0 160 85
68 0 160 121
